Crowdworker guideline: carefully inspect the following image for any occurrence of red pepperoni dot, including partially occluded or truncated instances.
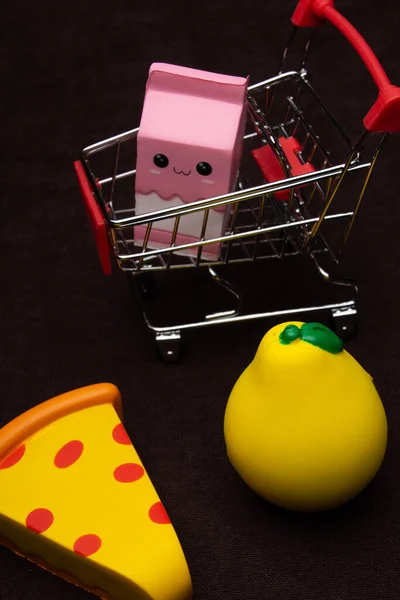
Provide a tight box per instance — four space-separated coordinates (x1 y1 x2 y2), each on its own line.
54 440 84 468
113 463 144 483
26 508 54 533
149 502 171 525
0 444 26 469
73 534 102 557
112 423 131 445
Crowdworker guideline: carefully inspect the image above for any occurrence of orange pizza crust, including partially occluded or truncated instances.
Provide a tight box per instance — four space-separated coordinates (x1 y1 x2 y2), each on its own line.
0 383 122 463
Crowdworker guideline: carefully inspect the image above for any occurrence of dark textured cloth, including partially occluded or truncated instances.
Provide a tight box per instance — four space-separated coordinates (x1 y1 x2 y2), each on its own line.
1 1 400 599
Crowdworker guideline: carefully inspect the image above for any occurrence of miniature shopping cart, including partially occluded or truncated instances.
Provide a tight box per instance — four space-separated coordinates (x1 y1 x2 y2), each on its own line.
75 0 400 361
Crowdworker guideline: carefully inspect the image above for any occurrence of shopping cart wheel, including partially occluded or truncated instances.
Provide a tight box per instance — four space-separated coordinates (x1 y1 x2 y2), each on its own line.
155 331 182 363
331 305 357 340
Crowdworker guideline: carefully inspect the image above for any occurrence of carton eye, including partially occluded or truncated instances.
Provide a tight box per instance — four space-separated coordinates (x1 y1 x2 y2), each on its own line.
153 154 169 168
196 162 212 176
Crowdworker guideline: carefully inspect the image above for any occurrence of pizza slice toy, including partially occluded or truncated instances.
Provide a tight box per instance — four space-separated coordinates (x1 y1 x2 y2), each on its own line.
0 383 192 600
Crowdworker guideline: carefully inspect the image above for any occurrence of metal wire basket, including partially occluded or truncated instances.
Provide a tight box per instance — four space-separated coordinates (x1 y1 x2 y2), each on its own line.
75 0 400 361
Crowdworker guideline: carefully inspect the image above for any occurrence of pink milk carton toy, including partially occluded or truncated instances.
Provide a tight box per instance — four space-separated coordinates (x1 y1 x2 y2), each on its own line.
135 63 249 261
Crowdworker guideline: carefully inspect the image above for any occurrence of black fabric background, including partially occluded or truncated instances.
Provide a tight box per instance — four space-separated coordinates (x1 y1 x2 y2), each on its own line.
1 1 400 599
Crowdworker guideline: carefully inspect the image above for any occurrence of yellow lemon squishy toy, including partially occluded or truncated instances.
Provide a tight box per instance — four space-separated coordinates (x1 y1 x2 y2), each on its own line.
224 322 387 511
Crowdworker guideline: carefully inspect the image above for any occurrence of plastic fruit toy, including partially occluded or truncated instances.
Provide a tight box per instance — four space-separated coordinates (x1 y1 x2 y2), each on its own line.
224 322 387 512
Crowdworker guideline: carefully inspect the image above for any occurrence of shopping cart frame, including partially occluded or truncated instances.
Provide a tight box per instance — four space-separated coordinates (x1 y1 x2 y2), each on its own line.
75 1 400 361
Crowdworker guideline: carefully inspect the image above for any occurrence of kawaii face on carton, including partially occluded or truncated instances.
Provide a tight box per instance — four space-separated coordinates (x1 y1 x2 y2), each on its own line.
135 138 232 205
135 63 248 206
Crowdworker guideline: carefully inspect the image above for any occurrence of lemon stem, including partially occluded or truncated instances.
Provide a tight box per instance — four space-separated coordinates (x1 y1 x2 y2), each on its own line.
279 323 344 354
279 324 301 345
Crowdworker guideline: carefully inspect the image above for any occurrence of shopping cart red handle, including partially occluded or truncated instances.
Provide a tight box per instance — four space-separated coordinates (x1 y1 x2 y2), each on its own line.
74 160 112 276
291 0 400 133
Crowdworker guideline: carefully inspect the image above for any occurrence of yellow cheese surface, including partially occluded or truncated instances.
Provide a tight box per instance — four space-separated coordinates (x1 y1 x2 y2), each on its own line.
0 403 192 600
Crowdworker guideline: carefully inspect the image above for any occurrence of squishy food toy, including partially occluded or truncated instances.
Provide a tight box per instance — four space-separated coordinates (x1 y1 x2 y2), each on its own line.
135 63 248 260
224 322 387 512
0 384 192 600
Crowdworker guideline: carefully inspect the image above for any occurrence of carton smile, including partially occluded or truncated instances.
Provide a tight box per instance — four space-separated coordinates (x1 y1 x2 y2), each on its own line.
173 167 191 176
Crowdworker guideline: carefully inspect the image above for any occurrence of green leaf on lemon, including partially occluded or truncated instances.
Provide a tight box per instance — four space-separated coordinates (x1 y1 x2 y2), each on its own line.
279 322 344 354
